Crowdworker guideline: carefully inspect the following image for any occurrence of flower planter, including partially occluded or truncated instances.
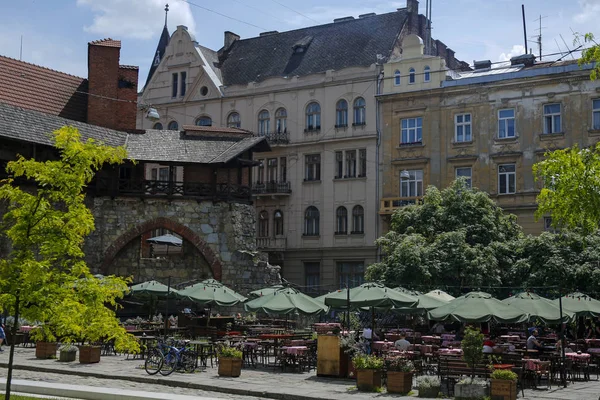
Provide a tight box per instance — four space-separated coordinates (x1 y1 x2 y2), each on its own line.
35 342 57 359
218 357 242 377
387 371 414 394
79 345 101 364
418 386 441 398
490 379 517 400
356 369 382 391
455 382 488 399
59 350 77 362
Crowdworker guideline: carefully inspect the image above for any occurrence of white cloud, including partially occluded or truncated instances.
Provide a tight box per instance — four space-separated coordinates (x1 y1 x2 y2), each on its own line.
77 0 196 40
498 44 525 63
574 0 600 23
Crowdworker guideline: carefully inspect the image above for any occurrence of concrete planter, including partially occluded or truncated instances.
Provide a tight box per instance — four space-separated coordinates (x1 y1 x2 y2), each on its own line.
387 371 414 394
356 369 382 391
59 350 77 362
218 357 242 377
490 379 517 400
455 382 489 399
79 346 101 364
35 342 57 359
418 386 441 398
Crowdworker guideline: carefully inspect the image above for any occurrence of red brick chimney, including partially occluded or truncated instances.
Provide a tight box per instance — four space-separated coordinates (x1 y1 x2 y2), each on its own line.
87 38 138 131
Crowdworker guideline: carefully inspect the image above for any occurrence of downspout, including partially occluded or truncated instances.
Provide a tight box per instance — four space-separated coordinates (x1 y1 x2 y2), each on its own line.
375 66 384 262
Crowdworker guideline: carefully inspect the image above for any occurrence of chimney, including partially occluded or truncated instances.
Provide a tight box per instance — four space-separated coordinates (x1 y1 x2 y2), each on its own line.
333 16 355 23
406 0 419 13
224 31 240 50
259 31 279 37
473 60 492 70
87 38 138 132
359 13 376 18
510 53 536 67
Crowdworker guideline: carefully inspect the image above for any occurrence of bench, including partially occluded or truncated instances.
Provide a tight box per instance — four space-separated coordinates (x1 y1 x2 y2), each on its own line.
438 356 491 395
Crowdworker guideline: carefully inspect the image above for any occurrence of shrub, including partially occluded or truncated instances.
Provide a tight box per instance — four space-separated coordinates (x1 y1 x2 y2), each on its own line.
386 356 415 372
462 326 484 378
457 377 487 386
352 354 384 370
416 375 440 389
219 346 242 359
59 344 78 353
491 369 517 381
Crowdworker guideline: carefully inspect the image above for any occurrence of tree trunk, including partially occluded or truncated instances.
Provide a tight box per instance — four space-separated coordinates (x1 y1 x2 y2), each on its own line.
5 295 20 400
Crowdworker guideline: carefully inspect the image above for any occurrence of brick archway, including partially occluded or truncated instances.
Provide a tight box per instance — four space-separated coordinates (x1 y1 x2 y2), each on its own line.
101 217 222 280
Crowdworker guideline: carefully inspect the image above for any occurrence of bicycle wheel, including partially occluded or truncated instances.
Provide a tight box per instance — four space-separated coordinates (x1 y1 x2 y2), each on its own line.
144 349 164 375
159 351 177 376
181 350 198 373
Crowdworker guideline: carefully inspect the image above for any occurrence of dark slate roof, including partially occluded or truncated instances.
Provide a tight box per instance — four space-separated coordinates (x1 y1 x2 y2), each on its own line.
144 26 170 89
219 10 408 86
0 102 126 148
125 129 270 164
0 55 88 122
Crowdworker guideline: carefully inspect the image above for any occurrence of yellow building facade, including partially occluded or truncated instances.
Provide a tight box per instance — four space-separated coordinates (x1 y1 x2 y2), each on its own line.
379 35 600 234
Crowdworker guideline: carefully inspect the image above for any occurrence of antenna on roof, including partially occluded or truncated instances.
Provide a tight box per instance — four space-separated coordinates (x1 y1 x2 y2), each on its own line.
164 3 169 27
521 5 528 54
559 34 576 60
19 35 23 60
533 15 547 60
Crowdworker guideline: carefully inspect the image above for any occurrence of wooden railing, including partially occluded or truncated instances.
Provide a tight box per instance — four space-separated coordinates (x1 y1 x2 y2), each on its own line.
379 196 423 214
256 237 287 250
251 181 291 195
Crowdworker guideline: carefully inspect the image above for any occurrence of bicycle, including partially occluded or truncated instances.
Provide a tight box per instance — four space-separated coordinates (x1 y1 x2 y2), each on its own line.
144 339 171 375
159 340 198 376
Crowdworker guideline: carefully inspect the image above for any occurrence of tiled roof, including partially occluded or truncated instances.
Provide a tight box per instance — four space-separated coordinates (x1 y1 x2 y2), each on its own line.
119 65 139 70
89 38 122 48
219 10 408 86
0 55 88 122
182 125 251 134
125 129 270 164
0 102 126 148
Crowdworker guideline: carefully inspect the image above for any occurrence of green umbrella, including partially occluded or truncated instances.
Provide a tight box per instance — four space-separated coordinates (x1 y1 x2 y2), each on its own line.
244 287 328 316
324 282 418 310
424 289 455 302
129 280 179 297
178 279 246 307
249 285 285 298
428 291 529 323
393 292 450 314
503 292 574 324
553 292 600 318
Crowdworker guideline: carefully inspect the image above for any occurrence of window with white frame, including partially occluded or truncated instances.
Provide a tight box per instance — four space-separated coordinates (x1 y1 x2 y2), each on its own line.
498 109 515 138
455 113 472 142
353 97 366 125
227 112 241 128
543 103 561 134
394 70 401 86
352 205 364 234
305 102 321 131
409 68 416 84
304 206 320 236
345 150 357 178
305 154 321 181
358 149 367 177
400 169 423 198
335 151 343 179
498 164 516 194
424 66 430 82
275 108 287 133
258 110 270 134
336 206 348 234
336 99 348 127
401 117 423 144
593 99 600 130
455 167 472 188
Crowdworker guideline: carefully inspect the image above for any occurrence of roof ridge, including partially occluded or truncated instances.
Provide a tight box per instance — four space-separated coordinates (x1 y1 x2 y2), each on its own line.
0 54 86 80
89 38 122 47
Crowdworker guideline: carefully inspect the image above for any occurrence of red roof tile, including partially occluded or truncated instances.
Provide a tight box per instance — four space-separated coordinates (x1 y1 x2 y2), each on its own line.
89 38 122 48
0 55 88 122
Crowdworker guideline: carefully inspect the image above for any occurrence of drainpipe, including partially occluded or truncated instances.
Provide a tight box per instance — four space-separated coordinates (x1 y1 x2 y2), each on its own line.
375 66 384 262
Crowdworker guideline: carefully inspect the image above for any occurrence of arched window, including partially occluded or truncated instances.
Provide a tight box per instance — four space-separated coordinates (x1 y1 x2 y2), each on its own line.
335 206 348 234
336 99 348 127
275 108 287 133
352 205 364 234
353 97 366 126
409 68 416 84
274 210 284 236
195 116 212 126
258 110 270 135
304 206 320 236
394 69 401 86
153 122 163 130
424 66 431 82
305 102 321 132
167 121 178 130
227 112 241 128
258 210 269 237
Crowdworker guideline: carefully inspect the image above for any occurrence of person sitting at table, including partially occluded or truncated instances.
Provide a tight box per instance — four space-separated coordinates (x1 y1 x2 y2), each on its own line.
483 337 495 354
431 322 445 335
527 329 543 351
584 319 594 339
394 334 411 351
168 314 178 328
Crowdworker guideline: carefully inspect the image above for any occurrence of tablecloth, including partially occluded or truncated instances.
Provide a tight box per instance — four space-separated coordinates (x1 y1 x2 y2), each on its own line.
441 334 456 341
282 346 308 355
565 352 591 361
438 348 463 355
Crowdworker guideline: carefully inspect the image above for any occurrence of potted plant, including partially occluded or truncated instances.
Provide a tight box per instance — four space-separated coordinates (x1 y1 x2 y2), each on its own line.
218 346 243 377
490 369 518 400
59 344 78 362
455 327 488 399
31 326 58 359
416 376 441 398
386 356 415 394
352 353 384 391
79 343 101 364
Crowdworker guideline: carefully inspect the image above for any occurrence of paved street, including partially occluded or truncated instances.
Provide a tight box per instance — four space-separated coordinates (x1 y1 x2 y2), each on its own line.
0 347 599 399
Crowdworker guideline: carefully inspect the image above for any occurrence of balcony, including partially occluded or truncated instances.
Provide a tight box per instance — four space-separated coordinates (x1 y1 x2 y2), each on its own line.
379 196 423 215
251 181 292 196
256 237 287 250
258 131 290 145
92 178 252 203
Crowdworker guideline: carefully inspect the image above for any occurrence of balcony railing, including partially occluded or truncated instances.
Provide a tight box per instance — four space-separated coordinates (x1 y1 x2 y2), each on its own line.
252 181 292 196
379 196 423 214
257 131 290 144
256 237 287 250
92 178 252 202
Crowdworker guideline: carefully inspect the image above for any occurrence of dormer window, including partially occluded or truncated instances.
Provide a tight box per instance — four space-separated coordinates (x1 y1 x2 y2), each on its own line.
394 70 401 86
292 35 313 54
409 68 416 84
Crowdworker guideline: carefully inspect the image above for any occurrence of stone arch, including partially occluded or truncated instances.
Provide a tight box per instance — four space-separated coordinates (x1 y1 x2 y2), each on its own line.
101 217 222 280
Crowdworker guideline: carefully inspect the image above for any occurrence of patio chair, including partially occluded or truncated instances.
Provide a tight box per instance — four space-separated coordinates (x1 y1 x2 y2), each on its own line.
511 366 525 397
533 361 551 389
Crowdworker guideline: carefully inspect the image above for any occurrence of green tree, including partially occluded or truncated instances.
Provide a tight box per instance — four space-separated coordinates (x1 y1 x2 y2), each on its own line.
577 32 600 80
461 326 484 379
367 180 523 294
533 144 600 233
0 127 139 399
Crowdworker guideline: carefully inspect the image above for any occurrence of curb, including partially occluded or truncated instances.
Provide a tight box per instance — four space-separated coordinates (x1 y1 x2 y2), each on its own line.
0 363 328 400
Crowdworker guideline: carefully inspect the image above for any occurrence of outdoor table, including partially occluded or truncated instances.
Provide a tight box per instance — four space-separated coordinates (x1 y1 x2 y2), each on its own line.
499 335 520 342
524 359 550 371
18 326 34 333
417 344 433 354
493 364 515 370
388 350 419 358
441 333 456 341
438 348 463 356
259 334 294 357
372 341 395 352
135 336 157 360
189 340 214 369
565 352 591 361
508 331 525 337
290 339 306 346
587 348 600 354
441 340 461 348
421 336 441 343
280 346 309 371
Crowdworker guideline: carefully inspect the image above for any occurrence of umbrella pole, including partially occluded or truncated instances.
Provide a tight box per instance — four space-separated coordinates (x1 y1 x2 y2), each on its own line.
165 276 171 338
559 288 566 388
346 285 350 332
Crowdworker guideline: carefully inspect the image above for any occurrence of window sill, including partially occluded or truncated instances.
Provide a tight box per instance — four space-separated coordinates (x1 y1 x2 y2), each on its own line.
302 235 320 239
334 176 367 181
304 128 321 133
452 140 474 147
397 142 424 148
350 231 365 236
588 129 600 136
334 232 348 236
352 123 366 127
494 136 519 143
303 179 322 184
539 132 565 140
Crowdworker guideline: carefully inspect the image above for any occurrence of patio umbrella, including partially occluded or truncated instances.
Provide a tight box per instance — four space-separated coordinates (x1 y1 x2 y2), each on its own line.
244 286 328 316
553 292 600 318
178 279 247 307
392 291 450 314
428 291 529 323
424 289 455 302
129 280 179 297
249 285 285 298
146 233 182 246
323 282 418 310
502 292 574 324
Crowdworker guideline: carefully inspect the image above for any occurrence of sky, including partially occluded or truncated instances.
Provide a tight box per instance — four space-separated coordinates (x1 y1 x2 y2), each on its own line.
1 0 599 90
